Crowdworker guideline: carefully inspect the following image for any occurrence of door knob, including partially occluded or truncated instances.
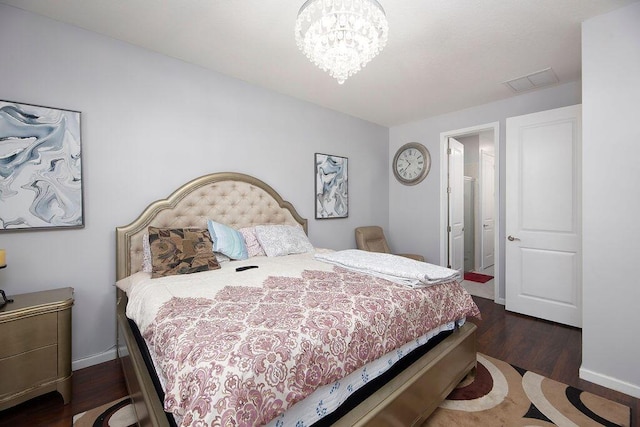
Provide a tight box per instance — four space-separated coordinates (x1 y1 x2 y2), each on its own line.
508 235 520 241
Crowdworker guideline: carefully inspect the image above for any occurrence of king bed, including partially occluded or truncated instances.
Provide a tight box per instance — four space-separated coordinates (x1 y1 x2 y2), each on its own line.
115 172 479 426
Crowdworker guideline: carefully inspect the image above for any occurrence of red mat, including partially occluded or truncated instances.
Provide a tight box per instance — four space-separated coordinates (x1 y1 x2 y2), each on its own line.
464 272 493 283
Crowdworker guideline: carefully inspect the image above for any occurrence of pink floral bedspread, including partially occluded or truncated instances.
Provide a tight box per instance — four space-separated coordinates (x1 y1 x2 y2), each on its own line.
142 266 479 426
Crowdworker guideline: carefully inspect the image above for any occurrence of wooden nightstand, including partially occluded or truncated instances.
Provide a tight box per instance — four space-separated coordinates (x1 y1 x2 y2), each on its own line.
0 287 74 410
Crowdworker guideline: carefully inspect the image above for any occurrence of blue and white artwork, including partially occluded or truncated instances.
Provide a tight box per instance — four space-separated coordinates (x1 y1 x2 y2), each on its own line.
315 153 348 219
0 101 83 230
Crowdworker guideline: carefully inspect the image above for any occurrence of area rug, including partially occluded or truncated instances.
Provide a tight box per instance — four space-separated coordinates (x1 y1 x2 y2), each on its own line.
425 353 631 426
72 355 630 427
72 397 136 427
464 271 493 283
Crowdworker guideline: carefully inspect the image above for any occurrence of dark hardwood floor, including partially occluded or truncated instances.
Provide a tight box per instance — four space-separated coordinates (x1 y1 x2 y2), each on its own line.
0 358 128 427
469 296 639 427
0 296 637 426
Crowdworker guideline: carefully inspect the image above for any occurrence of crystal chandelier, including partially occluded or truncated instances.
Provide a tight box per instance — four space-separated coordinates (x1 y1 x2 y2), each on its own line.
295 0 389 84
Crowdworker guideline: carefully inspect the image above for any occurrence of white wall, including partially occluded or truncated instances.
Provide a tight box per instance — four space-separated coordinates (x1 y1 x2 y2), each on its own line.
389 82 581 300
0 4 389 368
478 130 494 155
459 134 480 179
581 1 640 398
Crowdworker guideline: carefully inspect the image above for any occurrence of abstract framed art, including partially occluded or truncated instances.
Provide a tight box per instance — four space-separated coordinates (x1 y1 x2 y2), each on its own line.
0 100 84 231
315 153 348 219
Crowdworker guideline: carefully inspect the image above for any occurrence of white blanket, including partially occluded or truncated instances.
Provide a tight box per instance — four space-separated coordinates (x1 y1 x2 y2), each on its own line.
315 249 460 287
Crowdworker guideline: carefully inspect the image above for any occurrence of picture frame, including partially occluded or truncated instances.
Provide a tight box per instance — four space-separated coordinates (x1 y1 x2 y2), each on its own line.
0 100 84 231
315 153 348 219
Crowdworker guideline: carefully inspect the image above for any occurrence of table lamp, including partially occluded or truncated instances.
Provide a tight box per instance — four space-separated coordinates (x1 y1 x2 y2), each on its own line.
0 249 13 308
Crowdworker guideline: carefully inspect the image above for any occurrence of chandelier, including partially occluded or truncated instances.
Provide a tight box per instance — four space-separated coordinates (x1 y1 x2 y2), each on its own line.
295 0 389 84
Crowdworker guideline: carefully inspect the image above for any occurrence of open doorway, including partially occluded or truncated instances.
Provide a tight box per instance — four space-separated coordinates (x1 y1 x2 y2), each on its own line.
440 123 500 302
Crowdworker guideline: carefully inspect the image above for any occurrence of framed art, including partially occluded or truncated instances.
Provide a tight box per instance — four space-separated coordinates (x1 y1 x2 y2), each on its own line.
0 100 84 231
315 153 348 219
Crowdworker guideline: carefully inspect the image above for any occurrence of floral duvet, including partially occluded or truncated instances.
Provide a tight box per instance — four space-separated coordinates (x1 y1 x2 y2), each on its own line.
124 253 480 426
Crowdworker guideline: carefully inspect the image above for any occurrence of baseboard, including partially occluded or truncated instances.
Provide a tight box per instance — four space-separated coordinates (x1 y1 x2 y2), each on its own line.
495 297 505 305
72 347 117 371
580 366 640 399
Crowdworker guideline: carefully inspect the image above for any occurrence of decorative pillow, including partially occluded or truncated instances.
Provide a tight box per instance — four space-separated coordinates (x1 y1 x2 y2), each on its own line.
207 220 249 260
148 227 220 278
254 224 314 257
214 252 231 263
142 232 228 273
239 227 266 257
142 233 152 273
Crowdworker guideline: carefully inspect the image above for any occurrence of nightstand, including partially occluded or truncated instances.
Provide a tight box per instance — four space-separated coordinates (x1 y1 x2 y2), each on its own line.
0 287 74 410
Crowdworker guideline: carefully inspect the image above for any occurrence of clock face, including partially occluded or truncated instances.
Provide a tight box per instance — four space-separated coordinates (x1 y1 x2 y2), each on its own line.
396 148 425 180
393 143 430 185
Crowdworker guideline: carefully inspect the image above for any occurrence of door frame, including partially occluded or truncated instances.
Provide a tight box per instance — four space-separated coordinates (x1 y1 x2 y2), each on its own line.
447 137 465 278
439 122 502 303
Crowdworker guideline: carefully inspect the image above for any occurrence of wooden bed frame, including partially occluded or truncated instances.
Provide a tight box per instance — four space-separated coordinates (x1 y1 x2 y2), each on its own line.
115 172 476 426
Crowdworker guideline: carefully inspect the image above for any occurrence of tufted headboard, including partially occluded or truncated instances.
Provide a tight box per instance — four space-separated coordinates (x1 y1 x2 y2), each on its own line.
115 172 307 280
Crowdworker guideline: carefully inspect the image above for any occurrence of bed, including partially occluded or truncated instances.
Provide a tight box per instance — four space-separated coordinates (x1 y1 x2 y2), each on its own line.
115 172 479 427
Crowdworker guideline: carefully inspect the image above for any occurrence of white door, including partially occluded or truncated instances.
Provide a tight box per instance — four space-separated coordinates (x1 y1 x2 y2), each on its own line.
464 177 475 273
448 138 464 280
505 104 582 327
480 150 495 269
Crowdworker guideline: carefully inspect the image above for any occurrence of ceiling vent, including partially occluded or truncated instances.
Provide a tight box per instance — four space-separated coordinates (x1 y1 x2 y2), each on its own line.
503 67 559 93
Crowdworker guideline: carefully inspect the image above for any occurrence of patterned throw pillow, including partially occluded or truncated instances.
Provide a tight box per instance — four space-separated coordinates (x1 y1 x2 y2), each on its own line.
148 227 220 278
142 233 152 273
142 232 229 273
239 227 266 257
254 224 314 257
207 220 249 260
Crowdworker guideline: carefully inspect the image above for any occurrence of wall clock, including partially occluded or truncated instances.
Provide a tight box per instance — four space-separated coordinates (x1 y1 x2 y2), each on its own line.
393 142 431 185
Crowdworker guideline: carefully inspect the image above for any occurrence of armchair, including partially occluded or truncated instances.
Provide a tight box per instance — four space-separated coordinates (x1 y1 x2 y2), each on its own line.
354 226 425 262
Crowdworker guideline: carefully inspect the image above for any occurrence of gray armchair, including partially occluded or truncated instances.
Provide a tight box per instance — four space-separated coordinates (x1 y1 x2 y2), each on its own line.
355 226 425 262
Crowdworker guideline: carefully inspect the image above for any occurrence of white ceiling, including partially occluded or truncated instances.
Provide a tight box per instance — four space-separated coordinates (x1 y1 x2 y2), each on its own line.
1 0 636 126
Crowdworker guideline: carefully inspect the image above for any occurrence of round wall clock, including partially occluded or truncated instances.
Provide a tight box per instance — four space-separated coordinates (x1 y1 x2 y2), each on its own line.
393 142 431 185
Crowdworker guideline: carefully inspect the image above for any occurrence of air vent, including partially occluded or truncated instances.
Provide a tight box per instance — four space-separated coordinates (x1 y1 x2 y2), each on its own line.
503 68 559 93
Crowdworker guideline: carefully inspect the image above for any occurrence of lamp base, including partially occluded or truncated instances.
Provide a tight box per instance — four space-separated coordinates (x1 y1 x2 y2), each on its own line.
0 289 14 308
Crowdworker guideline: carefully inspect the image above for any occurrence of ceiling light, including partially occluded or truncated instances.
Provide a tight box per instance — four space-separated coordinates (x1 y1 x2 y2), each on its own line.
295 0 389 84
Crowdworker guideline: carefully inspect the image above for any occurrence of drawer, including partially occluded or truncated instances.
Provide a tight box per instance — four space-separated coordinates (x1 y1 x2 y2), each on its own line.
0 313 57 359
0 345 58 397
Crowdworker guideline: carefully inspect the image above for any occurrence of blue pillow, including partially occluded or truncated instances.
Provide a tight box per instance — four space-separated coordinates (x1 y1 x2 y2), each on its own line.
206 220 249 260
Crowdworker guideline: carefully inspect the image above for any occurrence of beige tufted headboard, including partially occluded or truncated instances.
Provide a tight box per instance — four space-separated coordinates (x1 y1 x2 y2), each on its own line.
115 172 307 280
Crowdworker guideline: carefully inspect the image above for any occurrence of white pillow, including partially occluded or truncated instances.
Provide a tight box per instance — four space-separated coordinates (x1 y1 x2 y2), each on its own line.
116 271 150 294
254 225 314 257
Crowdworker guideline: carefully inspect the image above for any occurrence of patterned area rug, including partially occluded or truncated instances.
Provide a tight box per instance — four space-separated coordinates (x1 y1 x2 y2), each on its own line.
72 354 630 427
72 397 136 427
425 353 631 426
